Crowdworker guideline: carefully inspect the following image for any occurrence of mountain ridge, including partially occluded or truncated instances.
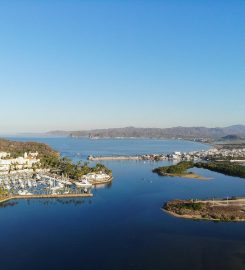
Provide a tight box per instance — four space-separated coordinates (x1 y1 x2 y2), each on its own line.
46 125 245 140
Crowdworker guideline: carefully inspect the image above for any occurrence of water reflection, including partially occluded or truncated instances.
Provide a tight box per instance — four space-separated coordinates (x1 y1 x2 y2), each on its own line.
93 182 113 190
0 201 18 208
25 198 93 207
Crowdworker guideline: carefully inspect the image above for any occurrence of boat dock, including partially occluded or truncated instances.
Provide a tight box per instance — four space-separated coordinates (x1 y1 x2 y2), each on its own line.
0 193 93 204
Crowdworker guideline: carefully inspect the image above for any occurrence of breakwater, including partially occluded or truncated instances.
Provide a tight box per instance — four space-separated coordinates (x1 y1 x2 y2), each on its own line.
0 193 93 204
88 155 141 161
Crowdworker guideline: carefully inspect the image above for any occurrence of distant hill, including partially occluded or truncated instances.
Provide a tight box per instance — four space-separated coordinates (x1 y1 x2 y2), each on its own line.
221 134 243 141
47 125 245 140
0 138 58 158
222 125 245 135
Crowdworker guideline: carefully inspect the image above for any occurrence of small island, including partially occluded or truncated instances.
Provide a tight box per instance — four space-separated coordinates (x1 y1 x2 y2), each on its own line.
164 198 245 222
153 161 245 179
152 161 209 180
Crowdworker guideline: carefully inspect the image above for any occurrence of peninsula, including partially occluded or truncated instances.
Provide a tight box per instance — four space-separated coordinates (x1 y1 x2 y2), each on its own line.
0 138 112 203
153 161 210 180
164 198 245 222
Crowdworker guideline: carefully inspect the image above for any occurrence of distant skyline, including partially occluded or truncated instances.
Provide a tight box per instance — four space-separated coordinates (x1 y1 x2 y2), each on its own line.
0 1 244 133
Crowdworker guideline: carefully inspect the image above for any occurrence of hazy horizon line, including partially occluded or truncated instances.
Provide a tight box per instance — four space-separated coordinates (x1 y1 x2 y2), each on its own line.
0 123 244 136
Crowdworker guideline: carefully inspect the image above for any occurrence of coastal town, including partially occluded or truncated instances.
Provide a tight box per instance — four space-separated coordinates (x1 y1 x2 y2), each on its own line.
1 138 245 222
0 148 112 202
88 145 245 163
162 147 245 162
0 151 40 173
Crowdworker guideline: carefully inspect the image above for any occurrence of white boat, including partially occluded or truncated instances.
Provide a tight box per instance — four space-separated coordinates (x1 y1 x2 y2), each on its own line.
86 173 111 182
48 180 53 186
18 190 33 196
57 182 64 188
32 181 37 187
20 183 25 189
50 184 64 192
27 180 32 188
63 180 72 186
75 179 92 188
50 187 60 192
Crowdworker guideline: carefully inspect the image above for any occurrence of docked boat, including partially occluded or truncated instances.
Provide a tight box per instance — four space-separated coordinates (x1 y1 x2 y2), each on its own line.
75 179 92 188
27 180 32 188
50 185 64 192
85 173 111 183
20 183 25 189
18 190 33 196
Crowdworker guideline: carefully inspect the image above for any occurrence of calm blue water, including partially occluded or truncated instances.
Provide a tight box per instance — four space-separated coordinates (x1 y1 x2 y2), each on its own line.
1 138 245 270
5 136 210 160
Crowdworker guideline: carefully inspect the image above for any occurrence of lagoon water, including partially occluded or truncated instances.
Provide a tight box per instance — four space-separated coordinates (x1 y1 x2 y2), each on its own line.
1 138 245 270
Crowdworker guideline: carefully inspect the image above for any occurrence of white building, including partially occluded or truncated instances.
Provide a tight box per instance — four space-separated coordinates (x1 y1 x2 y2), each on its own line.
0 152 40 172
0 152 10 159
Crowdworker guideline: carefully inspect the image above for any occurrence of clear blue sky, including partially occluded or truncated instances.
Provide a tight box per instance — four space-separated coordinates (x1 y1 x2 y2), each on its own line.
0 0 244 133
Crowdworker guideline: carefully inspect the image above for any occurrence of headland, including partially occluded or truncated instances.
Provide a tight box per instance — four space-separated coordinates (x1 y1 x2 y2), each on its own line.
0 138 112 201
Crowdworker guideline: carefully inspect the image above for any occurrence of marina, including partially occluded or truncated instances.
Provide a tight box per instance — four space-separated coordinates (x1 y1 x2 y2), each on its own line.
0 172 90 196
0 170 112 201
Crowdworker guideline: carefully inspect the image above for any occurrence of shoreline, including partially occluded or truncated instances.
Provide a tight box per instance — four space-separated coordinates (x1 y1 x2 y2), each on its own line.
162 172 211 180
162 208 220 221
163 208 245 222
90 176 113 185
163 198 245 222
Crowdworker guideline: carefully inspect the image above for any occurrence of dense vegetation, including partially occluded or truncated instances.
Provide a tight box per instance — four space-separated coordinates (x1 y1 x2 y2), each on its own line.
164 199 245 221
0 187 8 198
177 202 203 211
153 160 245 179
165 201 203 211
153 161 194 175
0 138 58 159
195 162 245 178
42 156 112 180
